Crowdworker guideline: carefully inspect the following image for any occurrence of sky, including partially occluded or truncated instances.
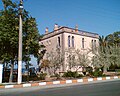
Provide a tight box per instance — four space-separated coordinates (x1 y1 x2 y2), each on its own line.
0 0 120 68
25 0 120 36
1 0 120 36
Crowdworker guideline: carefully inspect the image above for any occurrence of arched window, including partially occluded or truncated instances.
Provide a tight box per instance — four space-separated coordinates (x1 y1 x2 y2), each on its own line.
82 38 84 49
91 39 93 49
68 36 70 47
58 37 60 47
72 36 74 47
94 40 96 48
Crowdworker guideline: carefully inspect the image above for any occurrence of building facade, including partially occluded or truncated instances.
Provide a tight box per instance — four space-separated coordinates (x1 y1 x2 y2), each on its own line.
40 24 99 73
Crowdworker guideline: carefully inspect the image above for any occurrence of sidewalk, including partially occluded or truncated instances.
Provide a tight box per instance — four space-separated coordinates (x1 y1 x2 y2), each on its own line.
0 75 120 89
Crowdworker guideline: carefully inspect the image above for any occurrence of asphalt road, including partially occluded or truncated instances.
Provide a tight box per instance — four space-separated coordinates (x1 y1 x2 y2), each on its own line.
0 80 120 96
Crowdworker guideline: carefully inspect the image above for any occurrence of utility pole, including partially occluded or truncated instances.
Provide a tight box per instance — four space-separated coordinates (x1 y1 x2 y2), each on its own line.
18 0 23 84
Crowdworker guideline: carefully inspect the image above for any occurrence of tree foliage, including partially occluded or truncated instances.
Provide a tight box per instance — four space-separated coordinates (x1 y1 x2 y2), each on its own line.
66 49 90 71
0 0 42 82
66 49 76 71
106 31 120 46
45 48 64 75
92 33 120 72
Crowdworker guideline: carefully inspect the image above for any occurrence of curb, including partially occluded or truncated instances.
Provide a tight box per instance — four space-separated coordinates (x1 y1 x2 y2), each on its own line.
0 76 120 89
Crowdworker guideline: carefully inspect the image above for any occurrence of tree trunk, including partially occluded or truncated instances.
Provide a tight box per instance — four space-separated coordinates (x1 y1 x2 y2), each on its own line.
103 67 107 73
9 61 14 83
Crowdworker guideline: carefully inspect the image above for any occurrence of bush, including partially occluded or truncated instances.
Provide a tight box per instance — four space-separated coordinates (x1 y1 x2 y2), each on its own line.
29 74 39 81
77 74 84 78
92 69 103 77
22 75 28 82
39 73 47 80
51 73 60 79
86 66 93 74
22 74 39 82
63 71 73 78
82 66 93 76
63 71 83 78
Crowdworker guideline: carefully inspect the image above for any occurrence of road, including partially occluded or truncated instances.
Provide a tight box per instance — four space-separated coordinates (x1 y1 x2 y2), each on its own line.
0 80 120 96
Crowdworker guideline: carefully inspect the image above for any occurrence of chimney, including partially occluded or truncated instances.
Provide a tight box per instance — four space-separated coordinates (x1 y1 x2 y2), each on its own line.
45 27 49 34
75 24 78 32
54 24 58 31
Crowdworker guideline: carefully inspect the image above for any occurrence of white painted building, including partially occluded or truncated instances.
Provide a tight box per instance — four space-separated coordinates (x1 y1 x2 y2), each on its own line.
40 24 99 73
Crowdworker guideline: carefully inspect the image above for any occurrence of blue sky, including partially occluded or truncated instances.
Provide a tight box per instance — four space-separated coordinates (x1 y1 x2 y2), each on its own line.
0 0 120 68
0 0 120 36
25 0 120 36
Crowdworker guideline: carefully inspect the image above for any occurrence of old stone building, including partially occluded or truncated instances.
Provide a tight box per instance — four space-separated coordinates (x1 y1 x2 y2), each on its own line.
40 24 99 73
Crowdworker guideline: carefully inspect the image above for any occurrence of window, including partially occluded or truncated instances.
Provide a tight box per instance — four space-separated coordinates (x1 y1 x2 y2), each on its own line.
82 38 84 48
91 39 97 50
72 36 74 47
91 39 93 49
68 36 70 47
58 37 60 47
94 40 96 48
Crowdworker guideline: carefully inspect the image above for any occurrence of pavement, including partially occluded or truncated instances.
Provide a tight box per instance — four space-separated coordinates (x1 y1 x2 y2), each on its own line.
0 75 120 89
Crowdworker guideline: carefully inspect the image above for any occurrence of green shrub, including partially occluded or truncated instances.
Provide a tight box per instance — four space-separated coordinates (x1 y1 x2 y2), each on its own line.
22 74 39 82
77 74 84 78
55 73 60 79
92 69 103 77
50 73 61 79
39 73 47 80
63 71 73 78
29 74 39 81
63 71 83 78
22 75 28 82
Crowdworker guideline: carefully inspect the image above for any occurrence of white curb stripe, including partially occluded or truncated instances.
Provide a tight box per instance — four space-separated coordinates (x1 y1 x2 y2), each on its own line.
5 85 14 88
53 81 60 84
23 84 31 87
77 79 83 82
66 80 72 83
39 82 46 86
88 78 93 82
106 77 110 80
97 77 102 80
114 76 118 79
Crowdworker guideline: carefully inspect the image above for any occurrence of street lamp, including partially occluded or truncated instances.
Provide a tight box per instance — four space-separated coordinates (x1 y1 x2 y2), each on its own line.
18 0 23 84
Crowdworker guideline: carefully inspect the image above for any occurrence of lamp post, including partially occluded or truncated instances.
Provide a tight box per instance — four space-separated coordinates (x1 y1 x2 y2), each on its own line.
18 0 23 84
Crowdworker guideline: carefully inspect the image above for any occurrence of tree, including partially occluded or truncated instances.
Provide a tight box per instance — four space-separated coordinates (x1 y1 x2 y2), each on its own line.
91 45 120 73
66 49 76 71
99 35 108 52
41 59 50 69
66 49 90 72
91 46 111 72
106 31 120 46
75 49 90 70
93 33 120 73
0 0 19 82
108 46 120 67
46 48 64 75
37 45 46 72
0 0 42 82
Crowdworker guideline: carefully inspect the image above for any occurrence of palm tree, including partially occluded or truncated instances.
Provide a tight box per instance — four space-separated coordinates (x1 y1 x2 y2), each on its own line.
99 36 108 51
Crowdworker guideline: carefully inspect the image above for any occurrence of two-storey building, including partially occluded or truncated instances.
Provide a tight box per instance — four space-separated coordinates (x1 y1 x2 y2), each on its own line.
40 24 99 73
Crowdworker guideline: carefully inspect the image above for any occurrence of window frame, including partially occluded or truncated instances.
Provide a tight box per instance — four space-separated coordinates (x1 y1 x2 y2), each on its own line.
72 36 74 47
82 38 84 49
58 36 60 47
68 36 70 47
